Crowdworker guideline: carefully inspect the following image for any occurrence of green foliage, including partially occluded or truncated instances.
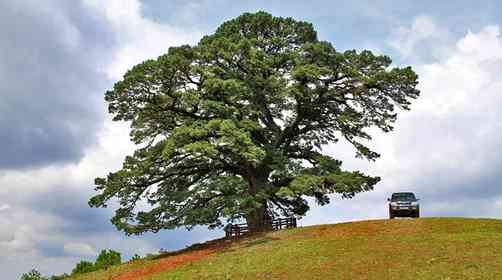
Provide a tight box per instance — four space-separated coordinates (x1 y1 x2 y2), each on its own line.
94 249 121 270
71 261 95 275
67 249 121 277
20 269 69 280
21 269 46 280
90 11 420 234
130 254 142 261
21 250 122 279
48 274 69 280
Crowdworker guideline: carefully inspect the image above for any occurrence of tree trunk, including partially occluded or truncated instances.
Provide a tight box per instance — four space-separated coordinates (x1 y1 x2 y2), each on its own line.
246 203 272 232
243 166 272 233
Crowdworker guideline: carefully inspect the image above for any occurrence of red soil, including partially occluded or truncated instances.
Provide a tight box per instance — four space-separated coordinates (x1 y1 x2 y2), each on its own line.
112 240 228 280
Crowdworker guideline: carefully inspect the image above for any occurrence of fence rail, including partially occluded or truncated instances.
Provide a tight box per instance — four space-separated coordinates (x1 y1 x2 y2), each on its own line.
225 217 297 238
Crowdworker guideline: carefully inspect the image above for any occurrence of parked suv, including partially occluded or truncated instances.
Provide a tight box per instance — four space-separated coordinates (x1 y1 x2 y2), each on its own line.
388 192 419 219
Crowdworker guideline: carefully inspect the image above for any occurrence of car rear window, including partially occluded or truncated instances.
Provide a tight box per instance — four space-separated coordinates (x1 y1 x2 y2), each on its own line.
392 193 416 201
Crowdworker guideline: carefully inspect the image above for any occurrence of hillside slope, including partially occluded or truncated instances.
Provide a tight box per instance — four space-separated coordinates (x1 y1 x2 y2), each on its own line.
71 218 502 279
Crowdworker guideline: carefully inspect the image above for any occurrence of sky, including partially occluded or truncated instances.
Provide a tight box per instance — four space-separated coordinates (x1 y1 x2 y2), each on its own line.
2 0 502 278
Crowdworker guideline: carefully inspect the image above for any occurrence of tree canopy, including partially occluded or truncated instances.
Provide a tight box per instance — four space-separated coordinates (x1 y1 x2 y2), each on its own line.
89 11 419 234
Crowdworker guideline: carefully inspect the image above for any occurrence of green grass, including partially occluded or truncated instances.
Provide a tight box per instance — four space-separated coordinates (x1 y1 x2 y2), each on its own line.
68 218 502 280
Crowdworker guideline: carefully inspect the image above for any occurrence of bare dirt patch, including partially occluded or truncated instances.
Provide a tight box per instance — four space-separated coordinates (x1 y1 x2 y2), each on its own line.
111 240 229 280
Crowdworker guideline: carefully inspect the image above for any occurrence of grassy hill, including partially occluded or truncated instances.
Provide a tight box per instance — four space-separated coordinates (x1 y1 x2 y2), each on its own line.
69 218 502 279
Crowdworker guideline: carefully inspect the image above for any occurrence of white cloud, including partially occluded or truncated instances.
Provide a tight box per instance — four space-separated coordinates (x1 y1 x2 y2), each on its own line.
0 204 10 211
389 15 452 61
0 118 158 278
83 0 202 80
63 242 97 256
386 25 502 183
457 25 502 61
0 207 63 259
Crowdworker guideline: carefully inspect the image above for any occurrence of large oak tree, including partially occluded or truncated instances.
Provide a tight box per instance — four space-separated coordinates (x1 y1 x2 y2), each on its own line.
89 12 419 234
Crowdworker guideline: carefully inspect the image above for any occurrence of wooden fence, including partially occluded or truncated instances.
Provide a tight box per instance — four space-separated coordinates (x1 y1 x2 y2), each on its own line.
225 217 297 238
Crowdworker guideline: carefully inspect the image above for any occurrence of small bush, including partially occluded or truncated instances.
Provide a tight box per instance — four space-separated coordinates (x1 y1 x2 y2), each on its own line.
21 269 46 280
24 249 124 278
49 273 69 280
71 261 95 275
94 249 121 270
130 254 141 261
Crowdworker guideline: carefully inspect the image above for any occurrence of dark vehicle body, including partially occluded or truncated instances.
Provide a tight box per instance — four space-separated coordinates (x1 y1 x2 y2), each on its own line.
388 192 419 219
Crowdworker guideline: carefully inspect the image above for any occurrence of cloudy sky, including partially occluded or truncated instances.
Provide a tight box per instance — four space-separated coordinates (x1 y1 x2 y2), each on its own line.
2 0 502 278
